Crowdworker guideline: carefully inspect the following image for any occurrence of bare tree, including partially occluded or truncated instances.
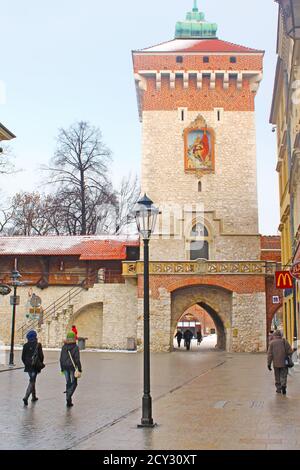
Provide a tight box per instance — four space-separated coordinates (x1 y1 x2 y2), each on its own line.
0 145 14 175
44 121 113 235
8 192 56 236
114 174 140 234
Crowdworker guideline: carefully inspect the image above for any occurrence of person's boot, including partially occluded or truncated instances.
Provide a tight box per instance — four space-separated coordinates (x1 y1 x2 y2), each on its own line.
66 398 73 407
23 383 33 406
31 384 38 402
282 386 287 395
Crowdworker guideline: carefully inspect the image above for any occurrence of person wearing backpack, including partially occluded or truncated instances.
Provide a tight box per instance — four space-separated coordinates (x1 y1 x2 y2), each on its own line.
60 331 82 408
267 330 293 395
21 330 45 406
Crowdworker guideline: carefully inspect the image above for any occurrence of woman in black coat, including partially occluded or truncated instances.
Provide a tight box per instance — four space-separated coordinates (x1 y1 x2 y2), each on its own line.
21 330 44 406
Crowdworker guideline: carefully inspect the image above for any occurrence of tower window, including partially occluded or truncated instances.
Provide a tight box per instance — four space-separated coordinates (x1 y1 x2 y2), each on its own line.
176 56 183 63
189 223 210 261
178 107 187 122
203 56 210 63
198 181 202 192
230 56 237 63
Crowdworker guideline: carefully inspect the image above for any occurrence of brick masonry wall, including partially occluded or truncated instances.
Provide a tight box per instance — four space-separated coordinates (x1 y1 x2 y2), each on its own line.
133 53 263 73
142 76 255 112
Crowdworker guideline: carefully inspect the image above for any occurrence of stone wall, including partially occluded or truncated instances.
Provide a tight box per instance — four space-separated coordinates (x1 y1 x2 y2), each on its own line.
0 280 138 351
231 292 267 353
141 110 260 262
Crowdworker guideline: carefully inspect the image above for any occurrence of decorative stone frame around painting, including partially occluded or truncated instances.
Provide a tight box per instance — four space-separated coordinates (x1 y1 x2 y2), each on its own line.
183 114 215 178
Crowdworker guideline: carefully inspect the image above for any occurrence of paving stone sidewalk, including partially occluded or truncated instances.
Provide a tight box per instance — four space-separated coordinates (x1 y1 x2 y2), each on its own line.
0 340 299 450
72 353 300 451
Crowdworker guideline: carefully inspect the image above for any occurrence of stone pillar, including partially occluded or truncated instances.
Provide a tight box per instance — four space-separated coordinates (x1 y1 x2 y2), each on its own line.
231 292 267 352
137 288 172 352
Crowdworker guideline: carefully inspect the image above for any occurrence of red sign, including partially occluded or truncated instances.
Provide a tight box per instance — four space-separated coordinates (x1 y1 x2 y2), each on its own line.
275 271 293 289
291 262 300 280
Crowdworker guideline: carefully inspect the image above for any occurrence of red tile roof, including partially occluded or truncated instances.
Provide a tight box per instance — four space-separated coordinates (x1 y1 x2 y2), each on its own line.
139 38 264 54
0 236 140 260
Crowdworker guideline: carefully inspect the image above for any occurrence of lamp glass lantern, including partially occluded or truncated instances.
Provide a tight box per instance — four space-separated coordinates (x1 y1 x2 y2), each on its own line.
277 0 300 40
11 269 22 286
135 194 159 240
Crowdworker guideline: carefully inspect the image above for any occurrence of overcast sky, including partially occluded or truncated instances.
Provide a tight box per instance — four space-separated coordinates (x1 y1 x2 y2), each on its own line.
0 0 279 234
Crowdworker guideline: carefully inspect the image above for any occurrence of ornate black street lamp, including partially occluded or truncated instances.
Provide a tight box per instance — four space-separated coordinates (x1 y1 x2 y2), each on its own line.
134 194 159 428
9 259 23 367
276 0 300 40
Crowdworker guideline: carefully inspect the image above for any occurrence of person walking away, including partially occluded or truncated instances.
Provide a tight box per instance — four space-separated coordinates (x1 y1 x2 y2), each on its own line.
184 329 194 351
60 331 82 407
267 330 293 395
174 330 183 348
197 329 203 346
72 325 78 341
22 330 45 406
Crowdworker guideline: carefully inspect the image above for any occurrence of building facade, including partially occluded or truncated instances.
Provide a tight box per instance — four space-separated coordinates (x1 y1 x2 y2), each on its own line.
0 2 283 353
270 0 300 348
0 122 15 142
130 1 280 353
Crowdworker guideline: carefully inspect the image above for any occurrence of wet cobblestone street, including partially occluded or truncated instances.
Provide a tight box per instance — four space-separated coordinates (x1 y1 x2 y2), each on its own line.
0 338 300 450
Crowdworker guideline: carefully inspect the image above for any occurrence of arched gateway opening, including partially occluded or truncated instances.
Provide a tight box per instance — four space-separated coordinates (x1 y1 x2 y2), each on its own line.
171 285 232 352
69 302 103 349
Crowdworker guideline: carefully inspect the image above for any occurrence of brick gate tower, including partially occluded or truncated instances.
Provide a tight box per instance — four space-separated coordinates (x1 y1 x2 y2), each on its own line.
128 1 275 353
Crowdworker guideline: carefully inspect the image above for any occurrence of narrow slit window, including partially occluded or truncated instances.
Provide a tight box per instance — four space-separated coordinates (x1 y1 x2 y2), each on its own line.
198 181 202 192
203 56 210 63
176 56 183 63
217 110 221 121
230 56 237 63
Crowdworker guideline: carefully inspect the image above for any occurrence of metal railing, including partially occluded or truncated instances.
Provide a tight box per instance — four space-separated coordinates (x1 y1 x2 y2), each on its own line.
17 283 85 340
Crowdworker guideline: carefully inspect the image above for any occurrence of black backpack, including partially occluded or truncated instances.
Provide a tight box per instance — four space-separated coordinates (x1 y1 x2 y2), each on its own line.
31 343 45 372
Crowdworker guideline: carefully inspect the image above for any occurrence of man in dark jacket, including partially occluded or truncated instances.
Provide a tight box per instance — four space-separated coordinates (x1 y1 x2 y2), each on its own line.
21 330 44 406
267 330 293 395
183 329 194 351
174 330 183 348
60 331 82 407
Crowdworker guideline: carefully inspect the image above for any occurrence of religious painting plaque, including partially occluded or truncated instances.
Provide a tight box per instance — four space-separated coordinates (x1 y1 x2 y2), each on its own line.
184 114 215 175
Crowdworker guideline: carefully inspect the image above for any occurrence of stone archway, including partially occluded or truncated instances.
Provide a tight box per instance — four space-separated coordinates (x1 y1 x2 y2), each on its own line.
70 302 103 349
171 285 232 351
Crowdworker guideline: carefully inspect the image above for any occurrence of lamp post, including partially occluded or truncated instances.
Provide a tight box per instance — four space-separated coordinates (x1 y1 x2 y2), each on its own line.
8 259 22 367
276 0 300 40
134 194 159 428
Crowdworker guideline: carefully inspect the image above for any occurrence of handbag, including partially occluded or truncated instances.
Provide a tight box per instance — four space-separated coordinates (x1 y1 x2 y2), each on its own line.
284 339 294 368
285 356 294 369
31 343 45 371
68 351 82 379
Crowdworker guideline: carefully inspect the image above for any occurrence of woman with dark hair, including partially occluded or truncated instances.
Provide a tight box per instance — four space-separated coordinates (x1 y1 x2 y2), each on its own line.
21 330 45 406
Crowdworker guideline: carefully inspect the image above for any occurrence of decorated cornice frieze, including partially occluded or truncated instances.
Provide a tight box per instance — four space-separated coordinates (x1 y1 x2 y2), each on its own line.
122 260 277 277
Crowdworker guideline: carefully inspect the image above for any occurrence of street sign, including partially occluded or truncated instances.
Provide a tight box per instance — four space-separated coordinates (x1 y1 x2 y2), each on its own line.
272 296 280 304
0 284 11 296
10 296 20 306
275 271 293 289
291 262 300 280
30 294 42 308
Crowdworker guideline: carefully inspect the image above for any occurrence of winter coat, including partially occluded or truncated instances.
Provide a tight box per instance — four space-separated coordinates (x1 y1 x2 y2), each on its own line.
22 341 44 373
175 331 183 340
60 342 82 372
267 337 293 369
184 330 193 341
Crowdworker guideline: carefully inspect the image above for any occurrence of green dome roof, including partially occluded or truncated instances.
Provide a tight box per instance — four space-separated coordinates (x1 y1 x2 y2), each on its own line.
175 1 218 39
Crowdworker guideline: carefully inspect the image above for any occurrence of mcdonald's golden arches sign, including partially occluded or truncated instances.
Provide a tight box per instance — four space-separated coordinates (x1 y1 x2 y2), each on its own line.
275 271 293 289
